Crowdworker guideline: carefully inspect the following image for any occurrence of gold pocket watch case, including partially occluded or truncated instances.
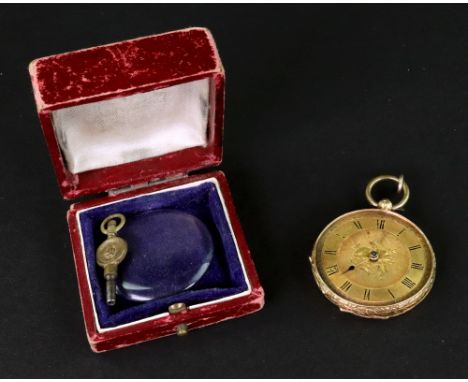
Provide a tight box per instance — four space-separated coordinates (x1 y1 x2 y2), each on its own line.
310 175 436 319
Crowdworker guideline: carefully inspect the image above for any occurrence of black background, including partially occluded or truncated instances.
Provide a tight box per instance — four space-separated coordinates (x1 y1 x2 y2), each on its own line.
1 4 468 378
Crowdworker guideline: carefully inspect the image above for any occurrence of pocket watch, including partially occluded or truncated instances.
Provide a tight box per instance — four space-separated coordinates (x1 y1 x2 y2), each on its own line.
310 175 436 319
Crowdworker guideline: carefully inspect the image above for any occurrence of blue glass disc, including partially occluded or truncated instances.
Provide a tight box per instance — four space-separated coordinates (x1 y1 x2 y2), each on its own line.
116 210 214 302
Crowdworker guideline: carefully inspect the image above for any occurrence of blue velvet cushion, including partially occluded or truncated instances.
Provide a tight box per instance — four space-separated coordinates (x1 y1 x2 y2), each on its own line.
78 179 249 328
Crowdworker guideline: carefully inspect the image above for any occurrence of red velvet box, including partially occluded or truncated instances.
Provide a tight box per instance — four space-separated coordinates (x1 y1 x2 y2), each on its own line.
29 27 264 352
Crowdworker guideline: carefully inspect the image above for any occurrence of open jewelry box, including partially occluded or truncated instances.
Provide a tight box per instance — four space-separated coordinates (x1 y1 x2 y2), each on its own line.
29 27 264 352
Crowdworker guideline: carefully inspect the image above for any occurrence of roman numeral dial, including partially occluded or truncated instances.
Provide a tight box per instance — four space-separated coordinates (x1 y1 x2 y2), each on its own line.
340 280 352 292
353 220 363 230
411 262 424 270
313 209 435 310
363 289 371 300
401 277 416 289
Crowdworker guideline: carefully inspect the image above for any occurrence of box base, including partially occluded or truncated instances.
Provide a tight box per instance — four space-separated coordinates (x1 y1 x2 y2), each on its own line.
68 171 264 352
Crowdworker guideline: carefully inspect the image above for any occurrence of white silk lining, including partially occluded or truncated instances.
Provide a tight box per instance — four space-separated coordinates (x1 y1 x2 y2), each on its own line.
52 78 210 174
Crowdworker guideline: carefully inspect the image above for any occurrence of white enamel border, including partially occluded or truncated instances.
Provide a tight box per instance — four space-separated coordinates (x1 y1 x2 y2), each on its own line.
76 177 252 333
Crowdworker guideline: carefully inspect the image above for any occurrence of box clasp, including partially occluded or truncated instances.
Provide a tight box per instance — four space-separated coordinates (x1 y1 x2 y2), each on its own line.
168 302 189 336
168 302 187 314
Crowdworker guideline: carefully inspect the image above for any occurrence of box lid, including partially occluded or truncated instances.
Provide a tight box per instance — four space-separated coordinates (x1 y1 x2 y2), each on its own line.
29 27 225 199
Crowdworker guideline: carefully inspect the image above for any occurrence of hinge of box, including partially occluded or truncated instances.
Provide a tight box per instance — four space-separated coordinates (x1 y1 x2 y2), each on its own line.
107 173 188 196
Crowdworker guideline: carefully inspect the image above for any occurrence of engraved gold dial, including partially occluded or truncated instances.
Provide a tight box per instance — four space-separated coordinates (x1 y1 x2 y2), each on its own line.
310 175 436 319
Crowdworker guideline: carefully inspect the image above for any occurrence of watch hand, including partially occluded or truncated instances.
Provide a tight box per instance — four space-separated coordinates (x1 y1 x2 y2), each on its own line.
342 265 356 274
342 258 369 274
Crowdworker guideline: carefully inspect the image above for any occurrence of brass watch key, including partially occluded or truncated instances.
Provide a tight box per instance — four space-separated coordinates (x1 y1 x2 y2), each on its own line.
96 213 128 306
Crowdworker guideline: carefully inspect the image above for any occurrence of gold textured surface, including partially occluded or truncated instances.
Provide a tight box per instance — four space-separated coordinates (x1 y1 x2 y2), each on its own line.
310 209 436 319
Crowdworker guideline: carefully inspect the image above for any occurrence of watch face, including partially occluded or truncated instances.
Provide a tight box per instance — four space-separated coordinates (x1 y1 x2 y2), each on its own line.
311 209 436 317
